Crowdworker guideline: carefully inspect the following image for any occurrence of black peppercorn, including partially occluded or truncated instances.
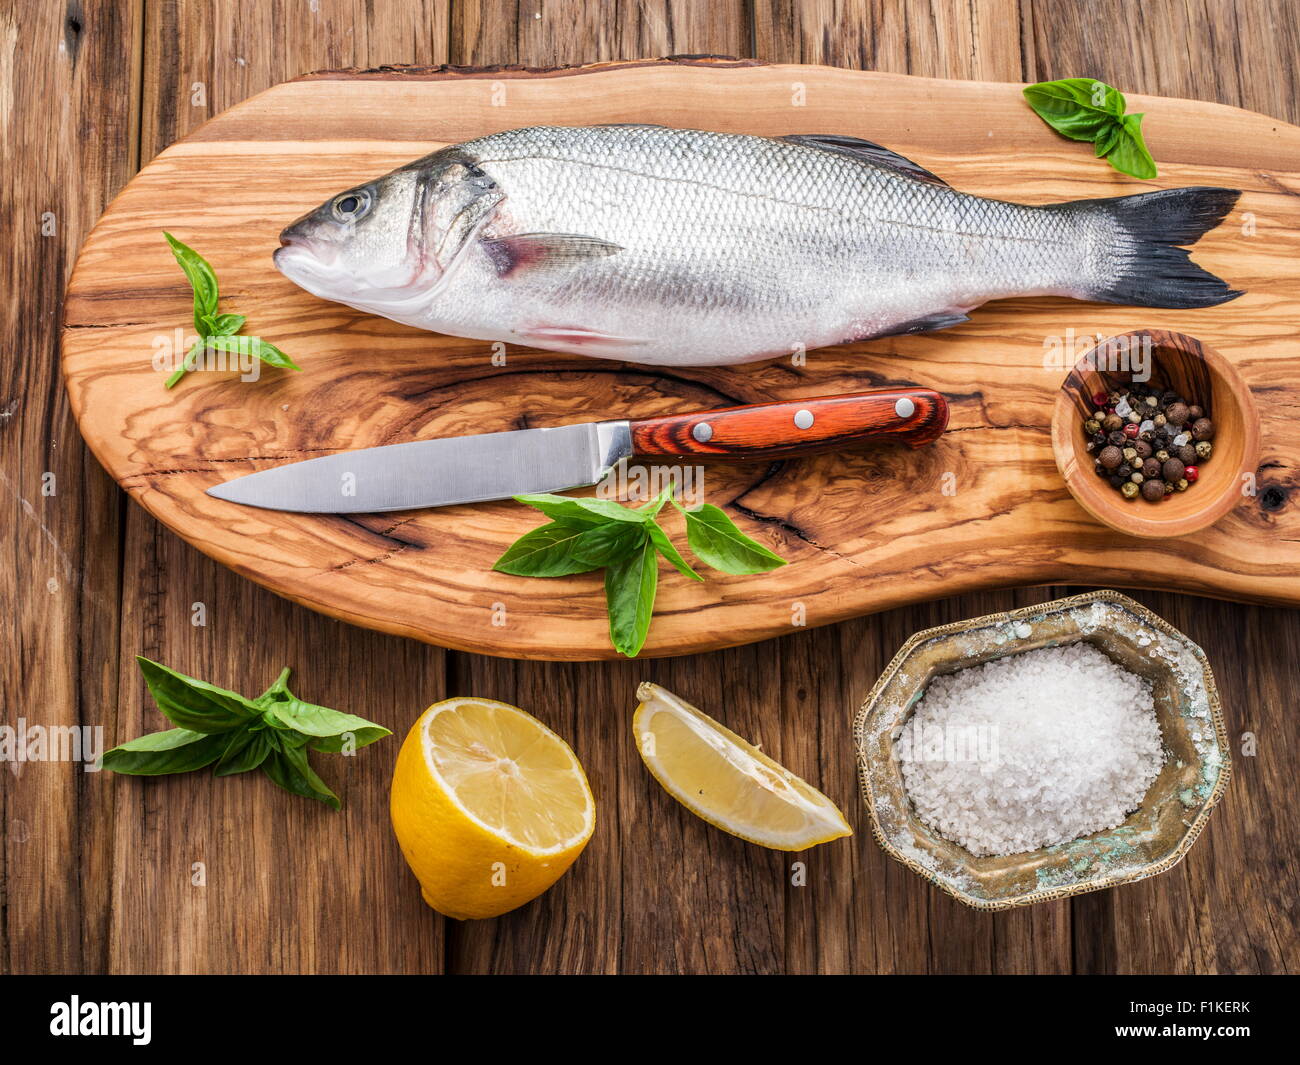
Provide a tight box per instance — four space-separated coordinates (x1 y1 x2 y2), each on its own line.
1109 430 1127 446
1187 405 1204 421
1118 463 1133 478
1109 474 1125 489
1141 478 1166 501
1176 444 1197 466
1134 440 1153 459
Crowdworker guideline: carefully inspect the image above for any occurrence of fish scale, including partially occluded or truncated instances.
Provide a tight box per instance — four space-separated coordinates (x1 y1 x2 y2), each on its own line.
274 124 1242 366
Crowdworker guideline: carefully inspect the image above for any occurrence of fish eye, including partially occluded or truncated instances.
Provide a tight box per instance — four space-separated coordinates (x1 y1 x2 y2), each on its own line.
331 189 371 223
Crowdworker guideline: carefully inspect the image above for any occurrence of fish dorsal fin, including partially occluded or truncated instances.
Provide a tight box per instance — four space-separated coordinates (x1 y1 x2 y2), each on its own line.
780 134 949 187
481 232 622 277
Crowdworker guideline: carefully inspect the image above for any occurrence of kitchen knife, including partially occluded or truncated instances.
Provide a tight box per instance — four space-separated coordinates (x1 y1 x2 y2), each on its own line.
206 388 948 514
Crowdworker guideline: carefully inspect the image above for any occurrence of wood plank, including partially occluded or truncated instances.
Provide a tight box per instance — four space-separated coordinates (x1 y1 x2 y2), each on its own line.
445 1 785 976
0 0 142 976
59 63 1300 662
101 0 453 975
1022 0 1300 976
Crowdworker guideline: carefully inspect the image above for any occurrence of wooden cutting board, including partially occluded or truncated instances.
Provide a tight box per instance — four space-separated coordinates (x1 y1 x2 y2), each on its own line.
61 59 1300 660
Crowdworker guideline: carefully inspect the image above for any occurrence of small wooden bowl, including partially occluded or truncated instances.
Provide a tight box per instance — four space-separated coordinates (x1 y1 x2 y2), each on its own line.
1051 330 1259 538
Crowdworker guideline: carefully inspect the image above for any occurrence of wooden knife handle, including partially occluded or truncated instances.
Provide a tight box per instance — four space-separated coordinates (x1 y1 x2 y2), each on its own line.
629 388 949 460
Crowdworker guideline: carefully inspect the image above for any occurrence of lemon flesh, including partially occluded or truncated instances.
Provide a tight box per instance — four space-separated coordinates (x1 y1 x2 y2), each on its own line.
390 697 595 920
634 682 852 851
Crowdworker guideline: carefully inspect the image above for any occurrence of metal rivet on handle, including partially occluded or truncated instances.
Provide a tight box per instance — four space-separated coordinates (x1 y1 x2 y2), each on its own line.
692 422 713 443
793 409 814 429
894 397 916 419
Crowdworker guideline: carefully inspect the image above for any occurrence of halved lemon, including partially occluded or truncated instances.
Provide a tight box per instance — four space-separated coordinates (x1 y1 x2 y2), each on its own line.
633 682 852 850
390 697 595 920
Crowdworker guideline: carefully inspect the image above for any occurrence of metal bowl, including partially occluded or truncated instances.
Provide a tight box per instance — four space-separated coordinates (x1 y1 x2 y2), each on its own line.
854 590 1230 910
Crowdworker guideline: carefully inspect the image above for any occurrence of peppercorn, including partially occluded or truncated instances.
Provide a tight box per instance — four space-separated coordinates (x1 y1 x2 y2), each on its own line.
1161 457 1184 482
1187 405 1204 420
1195 440 1213 460
1153 413 1167 428
1092 391 1109 407
1175 478 1189 492
1107 430 1125 446
1121 481 1140 499
1134 440 1153 459
1130 471 1144 484
1176 444 1197 466
1118 463 1133 479
1192 417 1215 441
1109 474 1124 488
1145 395 1158 408
1127 411 1142 424
1099 445 1123 469
1184 465 1199 483
1141 478 1166 501
1142 457 1162 479
1166 401 1189 426
1103 414 1123 432
1123 423 1140 439
1084 417 1102 435
1122 446 1137 462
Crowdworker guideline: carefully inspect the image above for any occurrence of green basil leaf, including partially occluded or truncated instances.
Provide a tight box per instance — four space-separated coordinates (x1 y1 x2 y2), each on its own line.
1022 78 1126 142
204 334 301 372
646 520 702 581
100 728 228 775
513 492 648 526
136 656 260 733
261 745 341 810
1104 112 1157 180
493 520 644 576
263 699 390 753
201 312 247 336
678 504 788 575
163 231 219 335
213 727 273 776
1093 119 1123 158
604 536 659 657
255 666 294 706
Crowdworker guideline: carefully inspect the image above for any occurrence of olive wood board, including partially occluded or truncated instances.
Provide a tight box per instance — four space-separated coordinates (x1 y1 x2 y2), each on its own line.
61 59 1300 660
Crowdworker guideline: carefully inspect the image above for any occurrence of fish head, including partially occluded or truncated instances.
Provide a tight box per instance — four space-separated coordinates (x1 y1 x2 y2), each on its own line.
273 149 504 321
274 168 426 315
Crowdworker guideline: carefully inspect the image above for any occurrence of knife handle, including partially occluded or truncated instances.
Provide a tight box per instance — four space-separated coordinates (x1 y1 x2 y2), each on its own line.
628 388 948 461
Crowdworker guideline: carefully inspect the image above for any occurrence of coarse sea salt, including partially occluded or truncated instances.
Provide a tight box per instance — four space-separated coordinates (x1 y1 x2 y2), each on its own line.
898 642 1163 857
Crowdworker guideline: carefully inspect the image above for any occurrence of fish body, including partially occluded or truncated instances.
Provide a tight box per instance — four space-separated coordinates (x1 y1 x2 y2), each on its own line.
275 124 1241 366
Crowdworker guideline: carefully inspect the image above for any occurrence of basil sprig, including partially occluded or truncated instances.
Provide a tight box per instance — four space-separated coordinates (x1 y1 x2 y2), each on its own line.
493 486 786 657
100 657 390 809
163 232 299 388
1022 78 1156 180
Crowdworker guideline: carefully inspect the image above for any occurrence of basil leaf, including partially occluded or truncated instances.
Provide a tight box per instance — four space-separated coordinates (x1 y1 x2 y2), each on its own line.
514 492 648 526
136 656 259 733
493 520 642 576
604 536 659 657
262 744 341 810
1105 112 1157 180
1022 78 1125 141
263 698 390 753
204 334 301 372
213 727 273 776
647 520 702 581
163 231 219 335
255 666 293 705
101 728 228 775
201 312 247 336
678 504 787 575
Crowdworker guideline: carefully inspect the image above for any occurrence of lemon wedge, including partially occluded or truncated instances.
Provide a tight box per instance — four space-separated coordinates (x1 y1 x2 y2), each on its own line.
390 697 595 920
633 682 852 850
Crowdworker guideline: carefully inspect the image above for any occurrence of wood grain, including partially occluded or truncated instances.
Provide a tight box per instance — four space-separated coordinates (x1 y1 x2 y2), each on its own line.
60 61 1300 660
4 0 1298 977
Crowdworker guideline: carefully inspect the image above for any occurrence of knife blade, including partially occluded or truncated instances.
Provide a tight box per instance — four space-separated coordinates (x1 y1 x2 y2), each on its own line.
205 388 948 514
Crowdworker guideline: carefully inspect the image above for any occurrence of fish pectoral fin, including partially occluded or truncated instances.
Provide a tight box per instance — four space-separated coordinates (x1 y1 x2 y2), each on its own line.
514 324 649 351
870 311 971 340
481 232 623 277
780 134 950 187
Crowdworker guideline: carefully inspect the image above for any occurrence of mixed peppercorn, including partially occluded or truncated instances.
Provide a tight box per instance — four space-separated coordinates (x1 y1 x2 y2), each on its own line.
1085 383 1214 502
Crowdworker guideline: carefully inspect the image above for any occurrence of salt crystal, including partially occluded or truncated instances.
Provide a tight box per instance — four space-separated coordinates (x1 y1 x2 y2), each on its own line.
1114 397 1132 417
1173 432 1190 446
898 643 1163 857
1140 419 1155 433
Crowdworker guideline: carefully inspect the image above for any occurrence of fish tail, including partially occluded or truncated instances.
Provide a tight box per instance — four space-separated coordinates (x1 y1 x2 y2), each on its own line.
1070 186 1243 309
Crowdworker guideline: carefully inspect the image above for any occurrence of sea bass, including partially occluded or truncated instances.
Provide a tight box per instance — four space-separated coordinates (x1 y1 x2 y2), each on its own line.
274 124 1242 366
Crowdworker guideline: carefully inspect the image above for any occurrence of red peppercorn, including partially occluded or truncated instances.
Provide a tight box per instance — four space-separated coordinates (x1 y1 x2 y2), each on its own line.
1123 423 1140 439
1092 391 1109 407
1184 465 1199 483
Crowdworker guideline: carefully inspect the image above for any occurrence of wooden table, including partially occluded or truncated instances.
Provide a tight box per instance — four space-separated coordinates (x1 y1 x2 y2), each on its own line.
4 0 1297 975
